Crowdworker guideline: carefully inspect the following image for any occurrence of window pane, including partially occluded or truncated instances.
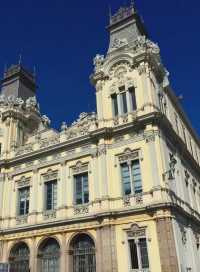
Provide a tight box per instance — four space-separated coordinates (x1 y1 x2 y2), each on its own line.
18 187 30 215
46 180 57 210
75 173 89 205
139 238 149 269
75 175 83 205
83 174 89 204
129 240 139 269
132 160 142 194
121 163 131 195
111 94 118 117
121 92 128 114
129 87 137 111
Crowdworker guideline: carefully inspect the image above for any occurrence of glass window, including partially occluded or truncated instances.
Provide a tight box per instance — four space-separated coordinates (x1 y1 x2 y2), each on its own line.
45 180 57 210
111 94 118 117
9 242 30 272
132 160 142 194
72 234 96 272
18 187 30 216
74 173 89 205
129 238 149 270
121 92 128 114
129 87 137 111
121 163 131 195
121 160 142 195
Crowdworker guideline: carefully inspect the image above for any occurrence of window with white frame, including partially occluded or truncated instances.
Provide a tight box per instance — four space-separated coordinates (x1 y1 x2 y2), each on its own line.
45 180 57 211
74 173 89 205
119 149 142 196
111 85 137 117
18 187 30 216
121 160 142 196
127 224 150 271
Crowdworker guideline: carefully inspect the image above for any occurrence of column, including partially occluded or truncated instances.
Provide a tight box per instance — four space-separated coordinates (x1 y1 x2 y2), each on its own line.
60 233 67 272
59 161 67 210
126 91 132 113
30 169 38 223
117 94 122 116
30 238 37 272
96 225 118 272
98 143 108 198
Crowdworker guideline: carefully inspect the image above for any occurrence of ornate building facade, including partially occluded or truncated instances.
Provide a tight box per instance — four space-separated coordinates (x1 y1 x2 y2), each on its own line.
0 3 199 272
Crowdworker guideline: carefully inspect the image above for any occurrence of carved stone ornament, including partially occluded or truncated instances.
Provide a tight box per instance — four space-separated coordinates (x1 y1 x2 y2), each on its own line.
16 176 31 188
74 205 89 215
134 35 160 55
16 215 28 225
127 224 146 238
43 210 56 220
109 62 132 80
180 226 187 245
93 54 104 72
42 169 58 182
40 136 60 148
194 232 200 247
110 38 128 52
118 148 139 163
64 112 97 140
72 161 88 175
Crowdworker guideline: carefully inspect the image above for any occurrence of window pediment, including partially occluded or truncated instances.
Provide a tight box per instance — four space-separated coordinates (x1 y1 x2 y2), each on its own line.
42 169 58 183
118 148 139 163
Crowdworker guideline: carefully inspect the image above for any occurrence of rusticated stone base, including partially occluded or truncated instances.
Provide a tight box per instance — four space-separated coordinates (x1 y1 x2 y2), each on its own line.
156 217 179 272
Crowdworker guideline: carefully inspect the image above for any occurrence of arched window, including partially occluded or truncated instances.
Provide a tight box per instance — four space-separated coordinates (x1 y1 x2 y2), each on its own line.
38 238 60 272
71 234 96 272
9 242 30 272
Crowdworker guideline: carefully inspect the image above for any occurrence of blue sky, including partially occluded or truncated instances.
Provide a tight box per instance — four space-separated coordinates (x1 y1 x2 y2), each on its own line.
0 0 200 133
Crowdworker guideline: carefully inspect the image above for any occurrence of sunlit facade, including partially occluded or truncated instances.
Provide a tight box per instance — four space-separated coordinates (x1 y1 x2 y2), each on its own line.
0 3 200 272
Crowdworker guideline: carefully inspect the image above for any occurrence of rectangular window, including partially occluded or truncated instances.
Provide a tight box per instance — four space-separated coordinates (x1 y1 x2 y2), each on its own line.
111 94 118 117
18 187 30 216
121 92 128 114
121 160 142 196
129 238 149 270
74 173 89 205
129 87 137 111
45 180 57 210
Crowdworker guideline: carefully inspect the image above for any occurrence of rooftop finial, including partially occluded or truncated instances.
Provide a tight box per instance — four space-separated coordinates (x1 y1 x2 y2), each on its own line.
18 54 22 65
130 0 135 8
33 66 36 78
109 5 112 20
4 63 7 73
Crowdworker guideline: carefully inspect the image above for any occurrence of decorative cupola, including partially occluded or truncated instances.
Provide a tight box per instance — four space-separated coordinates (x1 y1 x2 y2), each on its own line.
91 2 167 125
107 1 148 55
1 64 36 101
0 64 47 155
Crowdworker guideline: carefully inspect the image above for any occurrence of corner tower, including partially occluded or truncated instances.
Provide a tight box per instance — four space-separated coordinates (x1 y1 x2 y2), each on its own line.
91 2 165 126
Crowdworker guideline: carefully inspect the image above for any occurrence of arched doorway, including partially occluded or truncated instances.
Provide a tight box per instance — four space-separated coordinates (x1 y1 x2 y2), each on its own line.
71 233 96 272
9 242 30 272
38 238 60 272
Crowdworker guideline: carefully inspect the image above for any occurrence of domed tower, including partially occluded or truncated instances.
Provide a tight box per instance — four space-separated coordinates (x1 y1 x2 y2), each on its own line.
0 64 42 157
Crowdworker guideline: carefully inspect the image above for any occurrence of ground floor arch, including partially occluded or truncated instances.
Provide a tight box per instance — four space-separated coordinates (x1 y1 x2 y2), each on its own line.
37 237 60 272
9 242 30 272
70 233 96 272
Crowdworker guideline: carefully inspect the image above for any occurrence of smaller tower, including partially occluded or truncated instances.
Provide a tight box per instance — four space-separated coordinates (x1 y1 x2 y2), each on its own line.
107 3 148 54
1 64 36 101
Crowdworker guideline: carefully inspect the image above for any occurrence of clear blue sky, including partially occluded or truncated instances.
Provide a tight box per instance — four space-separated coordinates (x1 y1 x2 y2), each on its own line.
0 0 200 133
